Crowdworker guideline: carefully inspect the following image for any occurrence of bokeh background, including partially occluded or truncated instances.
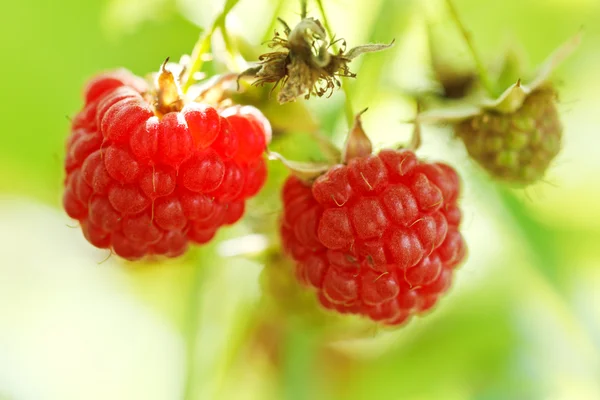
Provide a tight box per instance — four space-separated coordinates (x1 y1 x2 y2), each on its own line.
1 0 600 399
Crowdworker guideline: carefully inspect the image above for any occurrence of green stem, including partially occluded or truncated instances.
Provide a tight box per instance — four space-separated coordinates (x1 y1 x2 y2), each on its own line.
214 307 261 397
341 88 355 128
182 261 208 400
300 0 308 19
182 27 218 93
282 326 317 400
182 0 242 93
219 20 241 71
261 0 288 43
445 0 496 97
315 0 355 127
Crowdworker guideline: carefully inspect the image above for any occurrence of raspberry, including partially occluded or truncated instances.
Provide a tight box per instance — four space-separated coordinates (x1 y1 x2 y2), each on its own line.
280 150 466 326
456 89 561 184
64 68 270 260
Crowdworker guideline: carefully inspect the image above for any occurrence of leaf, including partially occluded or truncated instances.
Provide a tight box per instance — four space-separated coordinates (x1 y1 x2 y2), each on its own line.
417 105 481 124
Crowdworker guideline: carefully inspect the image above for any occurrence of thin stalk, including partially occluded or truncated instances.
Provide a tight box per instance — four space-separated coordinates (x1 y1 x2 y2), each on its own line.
219 19 242 71
182 27 218 93
315 0 355 128
261 0 288 43
300 0 308 18
445 0 496 97
182 262 206 400
182 0 242 93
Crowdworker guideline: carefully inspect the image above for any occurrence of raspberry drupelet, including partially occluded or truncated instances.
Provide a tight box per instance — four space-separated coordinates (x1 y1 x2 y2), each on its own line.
64 66 270 260
279 116 466 326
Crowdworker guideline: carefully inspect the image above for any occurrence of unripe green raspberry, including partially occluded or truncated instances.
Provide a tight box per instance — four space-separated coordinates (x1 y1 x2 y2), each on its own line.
455 90 561 185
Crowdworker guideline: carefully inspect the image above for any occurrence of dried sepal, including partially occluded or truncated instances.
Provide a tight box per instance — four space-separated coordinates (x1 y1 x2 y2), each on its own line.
278 57 323 103
269 151 332 182
482 79 530 113
344 40 395 60
342 109 372 162
239 17 394 104
482 32 582 114
527 31 582 92
417 105 481 124
150 57 256 114
155 58 184 115
189 72 238 105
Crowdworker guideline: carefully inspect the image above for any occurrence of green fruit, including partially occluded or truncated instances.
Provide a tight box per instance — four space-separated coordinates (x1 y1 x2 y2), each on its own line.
456 90 562 185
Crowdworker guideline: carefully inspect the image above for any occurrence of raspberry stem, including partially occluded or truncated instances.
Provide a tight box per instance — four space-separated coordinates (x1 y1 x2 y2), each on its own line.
408 103 422 150
182 0 241 93
315 0 355 128
219 19 243 71
182 261 210 400
183 28 217 93
261 0 288 43
300 0 308 19
445 0 496 97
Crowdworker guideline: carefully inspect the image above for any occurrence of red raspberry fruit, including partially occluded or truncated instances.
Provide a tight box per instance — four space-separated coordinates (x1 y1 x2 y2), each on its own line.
64 68 270 260
280 150 466 326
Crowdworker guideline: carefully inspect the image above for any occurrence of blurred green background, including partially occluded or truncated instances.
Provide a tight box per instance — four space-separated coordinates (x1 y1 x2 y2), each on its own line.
1 0 600 399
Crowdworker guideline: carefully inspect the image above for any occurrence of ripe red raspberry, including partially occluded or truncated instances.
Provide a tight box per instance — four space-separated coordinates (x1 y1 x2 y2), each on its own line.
64 68 270 260
280 149 466 326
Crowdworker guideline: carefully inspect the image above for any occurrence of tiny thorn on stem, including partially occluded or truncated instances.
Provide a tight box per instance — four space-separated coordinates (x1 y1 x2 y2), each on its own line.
408 102 422 151
300 0 308 19
161 57 170 71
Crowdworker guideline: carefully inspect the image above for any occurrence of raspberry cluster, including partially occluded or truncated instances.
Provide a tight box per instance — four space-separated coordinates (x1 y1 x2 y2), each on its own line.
64 70 269 260
280 150 466 325
456 90 562 185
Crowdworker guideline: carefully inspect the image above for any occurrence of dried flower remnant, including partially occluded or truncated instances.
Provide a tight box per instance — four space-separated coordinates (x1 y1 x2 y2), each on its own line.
239 17 394 104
